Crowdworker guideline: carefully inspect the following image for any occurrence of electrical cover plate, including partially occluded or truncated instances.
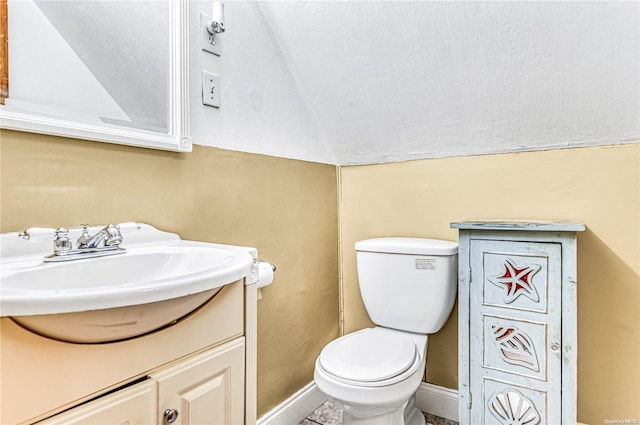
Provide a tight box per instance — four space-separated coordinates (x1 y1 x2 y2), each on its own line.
202 71 220 108
200 12 221 56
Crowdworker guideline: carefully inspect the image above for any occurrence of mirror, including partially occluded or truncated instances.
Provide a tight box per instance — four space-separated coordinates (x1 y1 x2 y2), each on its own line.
0 0 191 152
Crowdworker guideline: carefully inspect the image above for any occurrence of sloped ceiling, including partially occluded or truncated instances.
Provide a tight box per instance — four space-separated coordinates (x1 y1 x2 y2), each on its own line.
258 1 640 165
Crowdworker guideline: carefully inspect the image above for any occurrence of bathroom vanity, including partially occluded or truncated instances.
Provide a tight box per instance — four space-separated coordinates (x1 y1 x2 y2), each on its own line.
0 224 264 425
451 221 585 425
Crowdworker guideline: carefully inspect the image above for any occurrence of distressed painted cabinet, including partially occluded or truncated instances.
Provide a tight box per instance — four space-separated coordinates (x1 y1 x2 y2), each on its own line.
451 221 585 425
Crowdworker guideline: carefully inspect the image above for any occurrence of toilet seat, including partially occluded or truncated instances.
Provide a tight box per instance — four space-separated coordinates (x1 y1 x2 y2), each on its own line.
318 328 419 386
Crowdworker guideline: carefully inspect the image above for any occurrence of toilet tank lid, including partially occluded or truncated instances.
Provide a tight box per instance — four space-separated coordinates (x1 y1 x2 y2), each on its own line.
355 237 458 255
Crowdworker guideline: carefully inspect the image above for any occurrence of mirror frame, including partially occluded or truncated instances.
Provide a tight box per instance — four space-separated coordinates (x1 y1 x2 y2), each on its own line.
0 0 191 152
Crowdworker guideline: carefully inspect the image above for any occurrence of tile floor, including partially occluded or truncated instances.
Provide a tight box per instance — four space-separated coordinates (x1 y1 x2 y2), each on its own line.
299 400 458 425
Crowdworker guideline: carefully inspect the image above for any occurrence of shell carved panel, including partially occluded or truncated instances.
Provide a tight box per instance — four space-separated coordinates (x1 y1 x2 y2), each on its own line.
482 316 548 381
491 324 540 372
488 389 541 425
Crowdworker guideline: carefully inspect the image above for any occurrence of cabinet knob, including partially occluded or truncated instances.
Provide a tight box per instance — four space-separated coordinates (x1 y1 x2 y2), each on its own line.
550 342 561 352
164 408 179 424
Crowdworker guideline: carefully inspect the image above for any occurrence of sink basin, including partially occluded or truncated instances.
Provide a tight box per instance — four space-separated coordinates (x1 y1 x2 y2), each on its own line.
0 224 256 343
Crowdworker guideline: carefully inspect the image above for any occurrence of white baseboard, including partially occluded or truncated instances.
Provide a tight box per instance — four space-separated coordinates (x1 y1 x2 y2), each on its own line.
257 381 459 425
415 382 459 422
257 382 327 425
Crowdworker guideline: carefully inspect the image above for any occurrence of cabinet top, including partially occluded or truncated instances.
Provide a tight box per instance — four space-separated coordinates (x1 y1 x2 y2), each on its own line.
450 220 586 232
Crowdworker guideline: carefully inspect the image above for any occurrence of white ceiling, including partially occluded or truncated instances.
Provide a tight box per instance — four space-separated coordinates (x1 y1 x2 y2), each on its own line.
255 1 640 165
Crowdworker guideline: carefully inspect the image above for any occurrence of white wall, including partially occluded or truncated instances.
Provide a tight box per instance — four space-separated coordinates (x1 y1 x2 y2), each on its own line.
260 1 640 165
189 1 336 164
6 1 640 165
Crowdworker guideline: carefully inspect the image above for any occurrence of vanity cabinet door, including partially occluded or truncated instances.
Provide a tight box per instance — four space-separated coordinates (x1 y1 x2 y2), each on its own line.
37 380 156 425
151 337 245 425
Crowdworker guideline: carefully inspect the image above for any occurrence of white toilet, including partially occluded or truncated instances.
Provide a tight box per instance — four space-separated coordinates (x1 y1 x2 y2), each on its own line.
314 237 458 425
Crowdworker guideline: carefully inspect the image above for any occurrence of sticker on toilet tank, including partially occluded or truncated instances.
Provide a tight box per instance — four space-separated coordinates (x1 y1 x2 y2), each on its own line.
415 258 437 271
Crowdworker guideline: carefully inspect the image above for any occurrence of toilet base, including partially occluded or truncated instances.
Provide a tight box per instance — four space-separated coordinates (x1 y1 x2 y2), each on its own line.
403 395 426 425
337 394 425 425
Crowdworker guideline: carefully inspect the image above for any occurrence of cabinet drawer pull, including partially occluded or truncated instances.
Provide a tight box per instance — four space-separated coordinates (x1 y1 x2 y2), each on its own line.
164 408 179 424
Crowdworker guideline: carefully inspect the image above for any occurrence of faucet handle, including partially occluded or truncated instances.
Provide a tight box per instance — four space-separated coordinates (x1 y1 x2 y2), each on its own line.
80 223 91 236
53 228 72 253
102 222 140 247
19 227 72 253
103 224 123 247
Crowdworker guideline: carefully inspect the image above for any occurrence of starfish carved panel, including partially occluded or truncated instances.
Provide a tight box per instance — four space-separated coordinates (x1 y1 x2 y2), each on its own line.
489 259 541 304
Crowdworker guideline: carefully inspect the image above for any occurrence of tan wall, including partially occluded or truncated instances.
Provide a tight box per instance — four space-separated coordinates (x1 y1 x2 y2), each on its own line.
3 130 639 423
0 130 340 417
339 144 640 425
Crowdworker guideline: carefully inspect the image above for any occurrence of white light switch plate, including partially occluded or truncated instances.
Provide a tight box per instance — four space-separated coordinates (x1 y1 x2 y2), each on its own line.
200 12 221 56
202 71 220 108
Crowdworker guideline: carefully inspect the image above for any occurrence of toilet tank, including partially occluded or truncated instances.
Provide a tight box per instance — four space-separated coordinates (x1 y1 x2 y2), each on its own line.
355 238 458 334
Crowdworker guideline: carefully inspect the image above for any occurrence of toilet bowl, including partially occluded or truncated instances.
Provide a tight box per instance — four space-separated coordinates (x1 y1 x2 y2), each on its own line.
313 238 458 425
314 327 428 425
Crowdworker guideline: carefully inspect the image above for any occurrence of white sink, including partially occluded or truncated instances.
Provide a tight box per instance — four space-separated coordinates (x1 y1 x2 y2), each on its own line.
0 224 256 343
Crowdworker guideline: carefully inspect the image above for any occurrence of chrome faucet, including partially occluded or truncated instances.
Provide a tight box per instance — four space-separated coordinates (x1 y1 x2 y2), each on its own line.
19 223 139 262
77 224 123 249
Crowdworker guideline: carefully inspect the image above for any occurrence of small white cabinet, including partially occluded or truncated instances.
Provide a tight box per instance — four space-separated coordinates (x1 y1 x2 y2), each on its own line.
38 338 245 425
451 221 584 425
37 380 157 425
152 338 245 425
